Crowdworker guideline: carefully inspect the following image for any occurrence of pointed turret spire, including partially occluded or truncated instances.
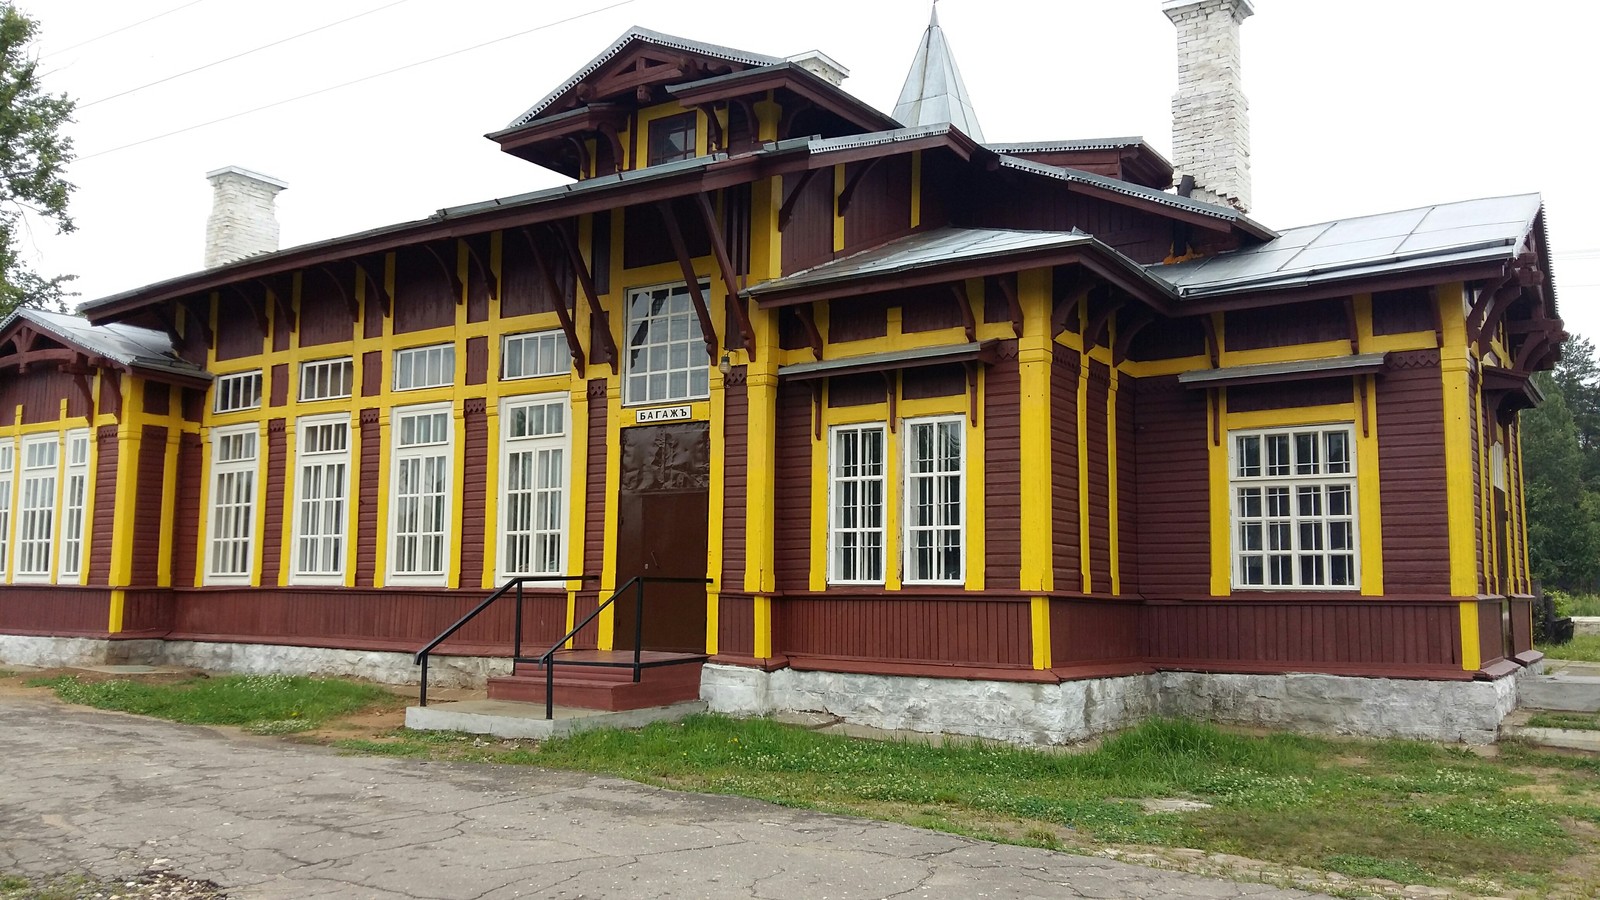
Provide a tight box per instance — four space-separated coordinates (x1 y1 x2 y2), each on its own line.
892 1 985 141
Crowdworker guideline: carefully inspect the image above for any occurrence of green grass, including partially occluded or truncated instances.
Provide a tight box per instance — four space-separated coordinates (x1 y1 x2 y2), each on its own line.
29 673 399 734
1540 633 1600 662
1551 590 1600 618
336 715 1600 892
1527 711 1600 731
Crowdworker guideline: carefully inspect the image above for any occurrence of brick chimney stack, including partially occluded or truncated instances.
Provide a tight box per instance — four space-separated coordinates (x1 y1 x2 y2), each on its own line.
204 166 288 268
1163 0 1253 213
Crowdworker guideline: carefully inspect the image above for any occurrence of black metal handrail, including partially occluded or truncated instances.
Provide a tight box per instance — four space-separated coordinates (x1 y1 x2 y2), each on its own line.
414 574 596 707
533 575 712 720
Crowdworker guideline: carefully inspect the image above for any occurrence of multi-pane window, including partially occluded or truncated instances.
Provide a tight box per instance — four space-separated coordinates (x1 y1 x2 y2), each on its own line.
903 418 964 584
502 331 569 380
829 424 887 584
292 416 350 583
1232 425 1358 590
57 431 89 580
0 444 11 576
390 406 452 582
625 282 709 405
214 371 262 413
500 396 567 579
647 112 697 166
300 357 353 402
207 426 259 583
15 437 58 579
393 344 455 391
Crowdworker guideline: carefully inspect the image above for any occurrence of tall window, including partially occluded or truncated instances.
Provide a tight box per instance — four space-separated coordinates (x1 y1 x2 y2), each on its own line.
829 424 887 584
1231 425 1358 590
214 371 262 413
0 443 11 576
499 396 568 579
57 431 89 581
625 282 709 405
393 344 455 391
207 426 259 584
389 405 452 583
15 436 58 579
292 416 350 583
300 357 353 402
502 331 569 380
647 112 697 166
903 417 965 584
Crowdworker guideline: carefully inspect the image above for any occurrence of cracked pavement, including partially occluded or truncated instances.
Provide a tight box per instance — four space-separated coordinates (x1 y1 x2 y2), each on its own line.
0 696 1336 899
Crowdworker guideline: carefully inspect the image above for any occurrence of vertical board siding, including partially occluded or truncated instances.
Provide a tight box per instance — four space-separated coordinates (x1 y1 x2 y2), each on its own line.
362 351 382 397
842 155 912 250
261 422 286 586
142 382 170 416
1142 601 1462 669
583 383 607 577
298 268 355 346
0 586 112 636
363 260 386 339
984 344 1022 590
1377 352 1451 594
500 236 570 318
1050 598 1141 665
131 425 168 586
1116 377 1139 595
1371 288 1436 336
962 180 1171 263
215 297 265 360
717 593 755 658
1510 598 1533 655
773 384 813 592
777 595 1032 668
465 336 488 386
89 425 119 584
465 236 491 324
393 248 456 334
4 368 90 424
120 588 174 637
1052 346 1081 591
1086 362 1112 593
1471 367 1484 594
459 404 488 586
1225 299 1351 350
172 433 202 588
781 170 835 274
1478 599 1506 667
722 372 749 588
356 411 381 585
1133 376 1210 597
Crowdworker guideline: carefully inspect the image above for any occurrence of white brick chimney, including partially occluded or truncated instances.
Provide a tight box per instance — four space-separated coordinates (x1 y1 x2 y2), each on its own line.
204 166 288 268
1163 0 1253 213
785 50 849 86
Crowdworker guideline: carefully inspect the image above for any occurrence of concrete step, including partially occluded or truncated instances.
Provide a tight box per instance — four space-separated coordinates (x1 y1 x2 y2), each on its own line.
406 699 707 740
1519 674 1600 712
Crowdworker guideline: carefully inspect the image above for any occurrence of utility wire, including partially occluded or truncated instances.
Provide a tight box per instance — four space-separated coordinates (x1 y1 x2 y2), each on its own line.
81 0 416 110
44 0 213 58
78 0 637 162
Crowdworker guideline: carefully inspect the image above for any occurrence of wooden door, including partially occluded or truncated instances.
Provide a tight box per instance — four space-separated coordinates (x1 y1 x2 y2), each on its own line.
613 422 710 653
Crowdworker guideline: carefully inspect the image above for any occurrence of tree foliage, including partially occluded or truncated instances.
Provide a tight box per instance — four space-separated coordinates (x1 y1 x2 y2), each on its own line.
1524 340 1600 590
0 3 74 317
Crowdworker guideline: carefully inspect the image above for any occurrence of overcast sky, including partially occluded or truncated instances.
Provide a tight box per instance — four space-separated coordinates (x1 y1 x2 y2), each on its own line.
17 0 1600 339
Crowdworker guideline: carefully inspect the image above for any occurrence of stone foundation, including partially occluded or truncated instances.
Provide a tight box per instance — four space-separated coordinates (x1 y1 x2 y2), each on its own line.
701 663 1540 745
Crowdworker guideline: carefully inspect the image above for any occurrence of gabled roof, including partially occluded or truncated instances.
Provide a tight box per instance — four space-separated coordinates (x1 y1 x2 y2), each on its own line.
664 60 902 134
1150 193 1545 299
508 27 780 128
892 6 985 142
0 307 206 382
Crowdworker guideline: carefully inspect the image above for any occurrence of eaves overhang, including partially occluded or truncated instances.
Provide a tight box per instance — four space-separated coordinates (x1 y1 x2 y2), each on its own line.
665 61 902 133
1178 352 1388 390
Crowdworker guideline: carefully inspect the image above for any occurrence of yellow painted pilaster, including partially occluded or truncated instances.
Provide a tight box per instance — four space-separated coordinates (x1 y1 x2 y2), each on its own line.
278 422 297 586
565 383 590 644
108 589 125 634
1077 344 1092 593
1016 268 1053 593
753 595 773 657
157 427 181 588
1438 283 1478 600
1030 596 1051 670
809 386 829 592
1357 376 1384 596
1460 600 1483 671
1107 368 1121 595
109 374 142 592
706 593 719 656
1208 389 1231 597
598 382 623 650
966 369 986 592
832 164 846 252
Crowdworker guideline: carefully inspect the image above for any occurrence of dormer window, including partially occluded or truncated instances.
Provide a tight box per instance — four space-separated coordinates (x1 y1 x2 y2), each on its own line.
648 112 697 166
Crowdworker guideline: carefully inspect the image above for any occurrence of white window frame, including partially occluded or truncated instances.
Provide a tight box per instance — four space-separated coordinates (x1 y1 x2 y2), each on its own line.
902 416 966 585
205 424 260 585
393 343 455 391
387 403 454 586
57 430 90 582
14 435 58 582
502 330 570 380
299 357 353 402
0 442 11 578
623 281 711 406
1229 424 1360 591
213 370 262 414
497 394 570 582
827 423 888 585
290 414 351 585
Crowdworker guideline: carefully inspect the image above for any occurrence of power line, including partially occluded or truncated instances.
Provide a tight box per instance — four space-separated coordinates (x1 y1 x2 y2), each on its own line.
77 0 637 162
44 0 213 58
80 0 416 110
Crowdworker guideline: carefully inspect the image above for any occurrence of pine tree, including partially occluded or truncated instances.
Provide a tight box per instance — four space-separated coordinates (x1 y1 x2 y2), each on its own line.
0 3 75 316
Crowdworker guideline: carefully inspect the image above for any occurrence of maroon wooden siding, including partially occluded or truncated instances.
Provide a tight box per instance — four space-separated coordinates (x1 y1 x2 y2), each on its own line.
356 410 380 585
392 248 456 333
270 363 287 407
299 265 356 347
500 235 571 318
1142 600 1463 673
842 155 912 250
172 433 202 588
167 587 568 656
583 383 607 577
260 422 286 586
1225 299 1350 351
1510 598 1533 655
1371 288 1436 336
271 289 291 353
465 336 488 385
1478 599 1506 667
89 425 118 585
0 367 91 425
961 180 1172 264
781 170 835 274
459 401 488 587
362 351 382 397
984 344 1021 590
142 381 169 416
1052 347 1081 591
1132 377 1209 597
1050 598 1141 666
465 235 491 324
1377 352 1450 595
1228 378 1352 413
1470 367 1484 595
363 259 386 339
716 593 755 659
1086 362 1112 594
0 586 111 636
777 594 1032 669
828 295 890 343
130 425 168 586
721 371 749 588
773 384 813 592
215 295 265 360
1116 376 1139 595
120 589 175 638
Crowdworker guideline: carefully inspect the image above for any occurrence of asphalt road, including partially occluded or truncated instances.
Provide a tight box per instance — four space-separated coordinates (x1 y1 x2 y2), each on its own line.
0 695 1336 899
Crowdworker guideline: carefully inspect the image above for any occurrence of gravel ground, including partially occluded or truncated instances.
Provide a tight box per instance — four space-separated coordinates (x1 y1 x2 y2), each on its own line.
2 868 226 899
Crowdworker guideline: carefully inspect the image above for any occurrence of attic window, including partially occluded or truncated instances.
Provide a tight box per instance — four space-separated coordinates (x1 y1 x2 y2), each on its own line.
647 112 697 166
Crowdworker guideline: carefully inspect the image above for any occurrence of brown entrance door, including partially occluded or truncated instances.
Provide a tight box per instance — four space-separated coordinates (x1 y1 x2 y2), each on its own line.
613 422 710 653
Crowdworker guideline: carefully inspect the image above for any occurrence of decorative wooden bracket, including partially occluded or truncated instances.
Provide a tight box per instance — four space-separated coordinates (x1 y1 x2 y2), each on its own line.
462 238 499 304
992 273 1023 339
778 168 819 232
694 192 757 358
596 122 627 173
178 295 213 348
563 135 592 178
657 201 719 359
518 227 587 373
1201 314 1221 368
880 371 897 432
151 306 182 347
421 243 466 305
550 221 619 374
811 382 823 440
257 276 295 334
1358 376 1371 438
1051 269 1087 338
1084 293 1123 351
949 282 977 342
794 304 824 360
316 265 359 321
964 360 981 426
1342 296 1360 354
226 283 268 333
70 365 94 412
1112 308 1156 365
836 157 884 217
357 258 392 318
